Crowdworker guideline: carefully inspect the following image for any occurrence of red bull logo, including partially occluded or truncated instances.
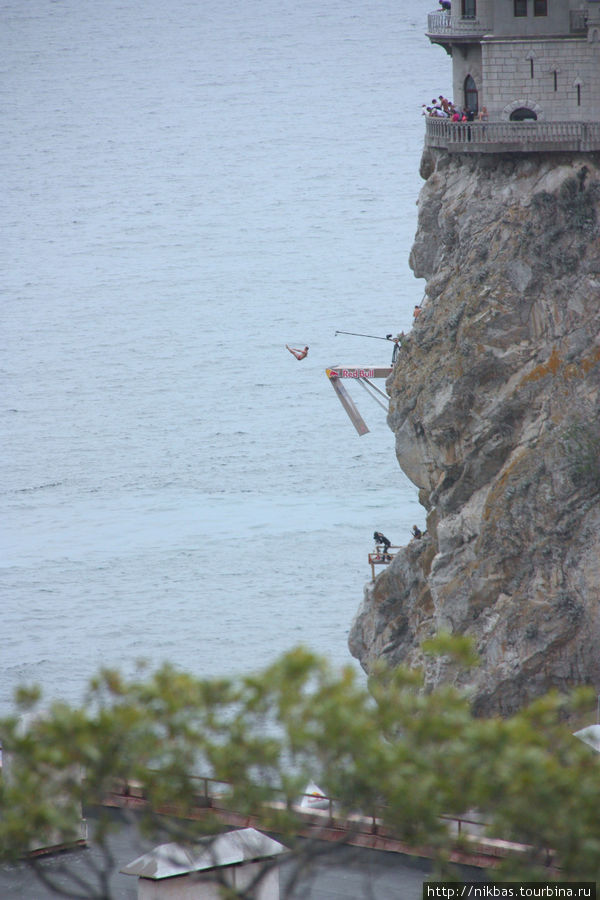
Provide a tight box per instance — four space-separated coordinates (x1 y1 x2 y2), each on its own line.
342 368 375 378
327 367 375 379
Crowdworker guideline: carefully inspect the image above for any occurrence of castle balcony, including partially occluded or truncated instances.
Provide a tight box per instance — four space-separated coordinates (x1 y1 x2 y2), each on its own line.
424 117 600 153
427 10 491 42
427 9 590 39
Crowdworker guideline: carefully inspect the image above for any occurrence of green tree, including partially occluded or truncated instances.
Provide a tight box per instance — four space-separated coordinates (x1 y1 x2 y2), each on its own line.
1 643 599 897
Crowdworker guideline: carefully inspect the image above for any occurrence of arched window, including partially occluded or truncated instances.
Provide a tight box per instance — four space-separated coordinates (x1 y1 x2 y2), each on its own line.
464 75 478 113
509 107 537 121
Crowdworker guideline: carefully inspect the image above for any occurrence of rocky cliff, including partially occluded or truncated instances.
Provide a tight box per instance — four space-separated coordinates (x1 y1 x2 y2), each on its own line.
349 149 600 715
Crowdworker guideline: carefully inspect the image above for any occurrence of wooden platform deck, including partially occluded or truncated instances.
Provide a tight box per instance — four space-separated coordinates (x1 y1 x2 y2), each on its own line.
368 547 400 581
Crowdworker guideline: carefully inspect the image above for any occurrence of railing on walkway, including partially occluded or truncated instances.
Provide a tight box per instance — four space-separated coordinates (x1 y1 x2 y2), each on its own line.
105 775 536 867
424 117 600 153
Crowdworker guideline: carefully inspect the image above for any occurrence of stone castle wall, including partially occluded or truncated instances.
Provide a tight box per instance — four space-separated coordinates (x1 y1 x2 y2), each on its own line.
482 38 600 121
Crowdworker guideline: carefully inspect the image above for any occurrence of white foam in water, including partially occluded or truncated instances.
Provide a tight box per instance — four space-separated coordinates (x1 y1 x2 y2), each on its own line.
1 0 448 711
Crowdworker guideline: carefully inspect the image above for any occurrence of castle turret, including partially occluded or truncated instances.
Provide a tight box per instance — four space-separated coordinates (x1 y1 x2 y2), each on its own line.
426 0 600 151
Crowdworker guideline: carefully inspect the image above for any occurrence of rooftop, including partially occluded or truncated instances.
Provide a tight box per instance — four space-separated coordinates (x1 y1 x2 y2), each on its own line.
121 828 287 881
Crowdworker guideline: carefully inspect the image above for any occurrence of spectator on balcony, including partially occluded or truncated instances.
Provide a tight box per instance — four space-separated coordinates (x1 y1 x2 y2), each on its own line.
477 106 489 121
439 0 451 10
430 100 449 118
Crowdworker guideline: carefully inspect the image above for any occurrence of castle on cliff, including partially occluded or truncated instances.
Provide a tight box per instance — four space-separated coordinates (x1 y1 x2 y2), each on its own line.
425 0 600 151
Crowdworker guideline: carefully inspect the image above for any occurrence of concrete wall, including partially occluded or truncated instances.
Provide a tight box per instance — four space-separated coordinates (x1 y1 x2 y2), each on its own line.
137 863 280 900
449 0 493 31
452 45 483 111
139 876 218 900
482 37 600 121
491 1 571 38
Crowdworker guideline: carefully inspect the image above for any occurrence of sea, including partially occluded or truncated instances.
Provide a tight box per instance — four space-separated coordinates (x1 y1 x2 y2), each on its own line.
1 0 448 715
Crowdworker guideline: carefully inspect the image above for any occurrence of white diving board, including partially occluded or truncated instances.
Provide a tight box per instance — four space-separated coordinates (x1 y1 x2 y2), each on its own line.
326 366 393 436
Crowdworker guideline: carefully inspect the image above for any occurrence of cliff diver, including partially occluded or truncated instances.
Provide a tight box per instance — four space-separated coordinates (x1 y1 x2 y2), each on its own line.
373 531 392 561
286 344 309 360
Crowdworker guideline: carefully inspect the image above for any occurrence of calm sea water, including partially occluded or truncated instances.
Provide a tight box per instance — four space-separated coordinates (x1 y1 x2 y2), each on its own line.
1 0 448 713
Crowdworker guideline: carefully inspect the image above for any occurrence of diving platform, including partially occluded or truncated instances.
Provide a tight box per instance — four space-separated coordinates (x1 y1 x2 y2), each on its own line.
325 366 392 436
368 547 399 581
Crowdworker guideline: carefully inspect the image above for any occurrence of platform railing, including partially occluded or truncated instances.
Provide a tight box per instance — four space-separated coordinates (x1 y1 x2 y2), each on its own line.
105 774 538 865
424 117 600 153
428 9 588 35
368 545 401 581
427 10 490 35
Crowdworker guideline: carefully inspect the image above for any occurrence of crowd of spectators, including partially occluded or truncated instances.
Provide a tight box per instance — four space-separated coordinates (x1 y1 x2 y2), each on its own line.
422 95 488 122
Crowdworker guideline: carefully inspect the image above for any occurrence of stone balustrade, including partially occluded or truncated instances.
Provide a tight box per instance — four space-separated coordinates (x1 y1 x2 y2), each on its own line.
427 11 489 35
424 117 600 153
427 9 588 37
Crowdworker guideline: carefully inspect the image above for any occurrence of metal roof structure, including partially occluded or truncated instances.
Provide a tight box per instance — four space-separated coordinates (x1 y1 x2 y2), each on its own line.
573 723 600 752
120 828 287 881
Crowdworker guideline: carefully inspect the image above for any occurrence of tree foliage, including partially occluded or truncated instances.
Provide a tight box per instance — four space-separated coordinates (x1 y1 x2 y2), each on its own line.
1 643 600 897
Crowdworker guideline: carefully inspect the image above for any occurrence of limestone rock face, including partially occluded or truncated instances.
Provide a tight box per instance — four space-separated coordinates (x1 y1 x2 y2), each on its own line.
349 150 600 715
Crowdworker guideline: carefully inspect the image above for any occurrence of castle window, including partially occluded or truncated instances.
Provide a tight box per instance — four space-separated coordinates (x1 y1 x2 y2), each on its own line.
553 70 557 91
530 58 534 78
514 0 527 16
534 0 547 15
577 84 581 106
464 75 478 113
462 0 476 18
